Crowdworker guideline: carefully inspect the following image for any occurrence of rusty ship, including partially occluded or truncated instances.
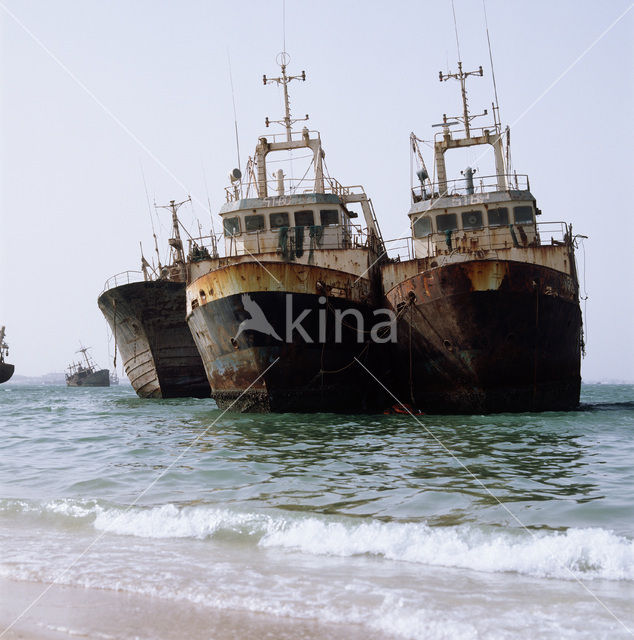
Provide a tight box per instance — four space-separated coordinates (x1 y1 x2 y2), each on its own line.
381 60 583 413
98 199 211 399
186 53 390 412
0 326 15 384
66 346 109 387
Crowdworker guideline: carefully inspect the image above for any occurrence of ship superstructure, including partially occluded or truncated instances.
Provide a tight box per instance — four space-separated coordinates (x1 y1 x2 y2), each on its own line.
186 53 390 412
98 198 211 398
0 326 15 384
66 346 109 387
381 60 583 412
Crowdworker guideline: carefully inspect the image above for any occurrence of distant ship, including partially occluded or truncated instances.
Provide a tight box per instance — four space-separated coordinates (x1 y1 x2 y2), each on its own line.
185 53 389 412
0 326 15 384
109 370 119 385
381 59 583 412
98 199 211 399
66 346 109 387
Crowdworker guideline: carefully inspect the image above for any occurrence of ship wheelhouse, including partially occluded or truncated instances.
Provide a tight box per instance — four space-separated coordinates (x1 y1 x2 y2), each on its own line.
219 192 362 260
409 174 540 259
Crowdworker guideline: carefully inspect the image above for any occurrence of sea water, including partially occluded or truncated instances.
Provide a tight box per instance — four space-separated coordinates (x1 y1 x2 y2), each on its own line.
0 383 632 639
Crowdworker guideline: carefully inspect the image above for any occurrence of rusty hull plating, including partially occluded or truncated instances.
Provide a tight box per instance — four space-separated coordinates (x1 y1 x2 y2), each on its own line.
187 261 390 412
384 256 582 412
98 281 210 398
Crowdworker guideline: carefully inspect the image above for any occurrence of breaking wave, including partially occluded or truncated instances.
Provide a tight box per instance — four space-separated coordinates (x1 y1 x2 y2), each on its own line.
2 498 633 581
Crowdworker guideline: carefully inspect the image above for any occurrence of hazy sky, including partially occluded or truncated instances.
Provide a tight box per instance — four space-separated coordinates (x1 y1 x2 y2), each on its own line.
1 0 632 381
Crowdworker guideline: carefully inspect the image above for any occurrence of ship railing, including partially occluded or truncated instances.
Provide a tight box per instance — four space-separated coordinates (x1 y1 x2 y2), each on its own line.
535 221 570 245
410 220 571 257
189 225 372 259
101 270 146 294
225 177 368 203
383 236 415 262
412 173 530 202
260 129 322 144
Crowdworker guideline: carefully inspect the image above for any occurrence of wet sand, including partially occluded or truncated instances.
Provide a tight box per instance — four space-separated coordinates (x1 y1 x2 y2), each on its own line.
0 578 386 640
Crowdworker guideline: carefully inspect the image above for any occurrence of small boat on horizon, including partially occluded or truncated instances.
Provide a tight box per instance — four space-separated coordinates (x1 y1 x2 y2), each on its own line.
65 346 109 387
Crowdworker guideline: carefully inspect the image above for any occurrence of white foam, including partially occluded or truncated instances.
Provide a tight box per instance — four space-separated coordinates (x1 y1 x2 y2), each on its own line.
259 519 634 581
93 503 268 539
3 498 633 581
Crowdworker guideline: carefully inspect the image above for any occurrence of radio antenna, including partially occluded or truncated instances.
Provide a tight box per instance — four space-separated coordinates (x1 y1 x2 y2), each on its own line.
140 162 162 270
451 0 462 61
483 0 501 129
283 0 286 54
227 50 242 173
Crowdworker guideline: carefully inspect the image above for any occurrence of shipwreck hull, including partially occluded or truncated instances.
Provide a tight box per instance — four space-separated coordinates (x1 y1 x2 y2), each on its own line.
187 262 390 413
189 292 388 412
98 281 210 399
66 368 110 387
0 362 15 384
386 260 582 413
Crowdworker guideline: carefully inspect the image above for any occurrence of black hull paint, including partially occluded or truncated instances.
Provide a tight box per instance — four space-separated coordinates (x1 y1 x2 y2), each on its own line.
386 260 582 413
66 368 110 387
188 291 391 412
98 281 210 399
0 362 14 384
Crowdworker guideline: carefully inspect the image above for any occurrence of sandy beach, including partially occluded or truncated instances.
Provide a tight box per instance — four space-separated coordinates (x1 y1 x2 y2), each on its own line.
0 577 385 640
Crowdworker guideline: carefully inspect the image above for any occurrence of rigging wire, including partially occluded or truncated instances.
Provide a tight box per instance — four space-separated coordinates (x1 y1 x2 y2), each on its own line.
450 0 462 61
140 162 163 270
482 0 501 125
226 49 242 173
201 161 216 237
580 237 589 355
283 0 286 55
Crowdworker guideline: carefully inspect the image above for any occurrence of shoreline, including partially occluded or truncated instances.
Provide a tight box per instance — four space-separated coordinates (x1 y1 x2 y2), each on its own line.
0 577 385 640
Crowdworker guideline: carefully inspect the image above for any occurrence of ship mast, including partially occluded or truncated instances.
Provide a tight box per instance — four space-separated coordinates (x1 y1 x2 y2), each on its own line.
0 326 8 363
255 53 324 197
77 345 93 370
263 52 308 143
433 59 507 194
156 197 190 279
439 62 487 139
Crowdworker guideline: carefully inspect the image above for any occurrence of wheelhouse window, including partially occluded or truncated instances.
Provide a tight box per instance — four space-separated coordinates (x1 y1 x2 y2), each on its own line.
294 210 314 227
245 214 265 232
436 213 458 232
413 216 432 238
269 212 289 229
461 210 483 230
514 206 534 224
223 216 240 236
487 207 509 227
319 209 339 226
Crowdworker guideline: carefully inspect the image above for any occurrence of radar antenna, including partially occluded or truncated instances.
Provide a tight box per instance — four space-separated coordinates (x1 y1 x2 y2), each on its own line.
263 52 308 142
439 62 487 139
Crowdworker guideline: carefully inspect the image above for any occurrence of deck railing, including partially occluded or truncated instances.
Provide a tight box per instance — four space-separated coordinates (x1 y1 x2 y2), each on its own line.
189 224 374 259
412 173 530 202
384 221 571 262
101 270 145 294
225 177 369 203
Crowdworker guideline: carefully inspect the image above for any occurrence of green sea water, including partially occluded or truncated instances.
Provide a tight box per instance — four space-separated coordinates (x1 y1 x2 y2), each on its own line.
1 383 633 638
